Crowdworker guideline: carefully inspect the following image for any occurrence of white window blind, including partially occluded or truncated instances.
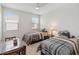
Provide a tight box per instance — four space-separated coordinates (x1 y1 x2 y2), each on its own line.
32 15 39 29
32 15 39 24
5 12 19 31
6 23 18 30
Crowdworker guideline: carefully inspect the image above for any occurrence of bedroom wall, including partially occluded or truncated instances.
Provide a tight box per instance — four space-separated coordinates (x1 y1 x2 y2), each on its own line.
0 5 2 41
2 7 34 40
40 4 79 37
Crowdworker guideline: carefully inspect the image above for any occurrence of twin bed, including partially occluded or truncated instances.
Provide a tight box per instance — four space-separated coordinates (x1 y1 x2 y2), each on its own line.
37 36 79 55
22 32 45 45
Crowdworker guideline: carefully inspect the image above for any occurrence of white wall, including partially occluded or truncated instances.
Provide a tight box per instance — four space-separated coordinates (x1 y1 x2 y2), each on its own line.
2 7 33 40
40 4 79 37
0 5 2 40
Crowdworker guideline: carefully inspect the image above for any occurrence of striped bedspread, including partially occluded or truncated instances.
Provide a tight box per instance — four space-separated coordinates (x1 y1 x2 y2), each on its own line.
37 36 79 55
22 32 44 45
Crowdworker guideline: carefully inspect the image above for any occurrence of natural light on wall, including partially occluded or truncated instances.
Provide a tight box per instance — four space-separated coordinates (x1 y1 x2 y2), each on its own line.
48 22 58 36
5 12 19 31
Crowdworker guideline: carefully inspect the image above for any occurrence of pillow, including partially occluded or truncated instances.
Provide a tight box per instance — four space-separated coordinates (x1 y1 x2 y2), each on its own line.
53 35 69 40
59 35 69 39
58 30 70 38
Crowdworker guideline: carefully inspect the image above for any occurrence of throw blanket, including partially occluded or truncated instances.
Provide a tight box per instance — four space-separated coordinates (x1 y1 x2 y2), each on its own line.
22 32 44 45
37 36 79 55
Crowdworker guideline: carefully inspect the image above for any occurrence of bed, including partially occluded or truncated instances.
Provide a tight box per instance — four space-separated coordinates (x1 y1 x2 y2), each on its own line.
37 36 79 55
22 32 45 45
37 31 79 55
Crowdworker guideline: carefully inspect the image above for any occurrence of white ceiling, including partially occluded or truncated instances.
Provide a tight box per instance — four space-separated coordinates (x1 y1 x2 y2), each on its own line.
1 3 79 15
25 3 47 7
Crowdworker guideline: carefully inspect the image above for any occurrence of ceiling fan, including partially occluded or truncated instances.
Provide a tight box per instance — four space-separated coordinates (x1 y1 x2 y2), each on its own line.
35 3 40 10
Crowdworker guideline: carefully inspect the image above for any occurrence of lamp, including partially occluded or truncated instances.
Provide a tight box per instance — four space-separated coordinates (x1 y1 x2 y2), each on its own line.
51 29 58 36
48 23 58 37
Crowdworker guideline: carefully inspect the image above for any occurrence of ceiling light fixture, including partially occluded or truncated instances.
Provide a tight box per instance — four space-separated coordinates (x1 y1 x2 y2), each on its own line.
35 7 39 10
35 3 40 10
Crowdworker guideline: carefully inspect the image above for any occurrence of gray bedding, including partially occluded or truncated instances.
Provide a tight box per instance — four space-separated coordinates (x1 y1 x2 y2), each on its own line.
37 36 79 55
22 32 44 45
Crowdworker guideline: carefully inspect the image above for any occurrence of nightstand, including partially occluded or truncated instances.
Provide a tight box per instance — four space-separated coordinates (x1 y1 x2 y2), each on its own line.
41 32 50 39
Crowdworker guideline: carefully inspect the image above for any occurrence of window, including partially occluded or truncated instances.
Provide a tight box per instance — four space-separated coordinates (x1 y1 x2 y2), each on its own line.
5 12 19 31
32 15 39 30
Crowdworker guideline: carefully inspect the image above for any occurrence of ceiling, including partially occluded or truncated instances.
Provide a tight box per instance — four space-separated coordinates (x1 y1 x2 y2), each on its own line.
2 3 49 15
1 3 79 15
25 3 47 7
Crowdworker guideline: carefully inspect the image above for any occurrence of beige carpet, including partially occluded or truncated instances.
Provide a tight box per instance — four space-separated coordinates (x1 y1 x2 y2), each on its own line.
26 42 41 55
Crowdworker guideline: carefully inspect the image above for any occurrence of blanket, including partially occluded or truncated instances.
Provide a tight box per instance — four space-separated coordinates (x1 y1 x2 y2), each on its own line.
22 32 44 45
37 36 79 55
